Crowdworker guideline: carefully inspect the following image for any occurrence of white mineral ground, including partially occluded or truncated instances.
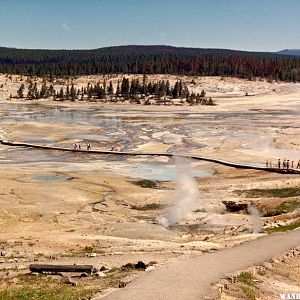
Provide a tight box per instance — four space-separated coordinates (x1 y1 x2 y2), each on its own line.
1 74 300 297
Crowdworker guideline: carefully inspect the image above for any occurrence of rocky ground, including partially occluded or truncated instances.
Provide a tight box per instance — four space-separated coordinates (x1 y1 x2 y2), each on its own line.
210 246 300 300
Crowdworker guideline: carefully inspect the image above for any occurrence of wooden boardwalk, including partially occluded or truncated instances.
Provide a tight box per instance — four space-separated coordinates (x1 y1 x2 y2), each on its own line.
1 139 300 174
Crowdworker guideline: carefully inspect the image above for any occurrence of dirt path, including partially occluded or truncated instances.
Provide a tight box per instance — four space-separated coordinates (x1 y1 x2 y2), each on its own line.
98 229 300 300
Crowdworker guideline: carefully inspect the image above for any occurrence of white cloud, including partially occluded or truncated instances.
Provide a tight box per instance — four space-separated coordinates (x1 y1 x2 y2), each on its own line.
62 22 71 32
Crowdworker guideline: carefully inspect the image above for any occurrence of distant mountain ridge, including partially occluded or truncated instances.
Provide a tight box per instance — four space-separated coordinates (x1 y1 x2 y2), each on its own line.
277 49 300 56
0 45 300 81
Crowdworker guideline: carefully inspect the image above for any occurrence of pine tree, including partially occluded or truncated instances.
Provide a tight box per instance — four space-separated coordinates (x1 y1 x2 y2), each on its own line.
70 84 76 101
58 87 64 99
116 80 120 96
17 83 25 98
26 80 34 100
107 81 114 95
66 85 70 100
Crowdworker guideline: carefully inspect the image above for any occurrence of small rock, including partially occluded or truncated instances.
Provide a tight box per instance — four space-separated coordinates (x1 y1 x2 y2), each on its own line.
99 266 109 272
61 276 71 284
17 264 25 270
87 253 97 257
61 276 77 286
145 266 155 272
135 261 146 270
119 281 127 288
271 258 280 264
262 262 273 270
96 271 107 278
80 272 88 278
247 267 256 276
0 251 6 257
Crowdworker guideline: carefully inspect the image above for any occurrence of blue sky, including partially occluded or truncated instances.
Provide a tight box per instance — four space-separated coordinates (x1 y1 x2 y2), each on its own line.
0 0 299 51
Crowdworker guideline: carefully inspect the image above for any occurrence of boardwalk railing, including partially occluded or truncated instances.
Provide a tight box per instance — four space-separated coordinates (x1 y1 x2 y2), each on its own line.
1 139 300 174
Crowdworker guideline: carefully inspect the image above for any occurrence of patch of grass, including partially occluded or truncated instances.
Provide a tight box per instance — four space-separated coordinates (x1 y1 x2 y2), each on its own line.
236 187 300 198
131 203 165 211
0 274 97 300
237 272 256 287
261 199 300 217
264 221 300 233
83 246 94 253
242 286 256 300
0 266 137 300
131 179 160 189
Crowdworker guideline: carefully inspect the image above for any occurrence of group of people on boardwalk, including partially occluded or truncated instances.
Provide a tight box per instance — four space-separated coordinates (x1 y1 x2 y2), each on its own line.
266 159 300 170
74 143 91 151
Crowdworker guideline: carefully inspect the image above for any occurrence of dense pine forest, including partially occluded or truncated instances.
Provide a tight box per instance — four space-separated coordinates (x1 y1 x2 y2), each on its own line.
1 45 300 81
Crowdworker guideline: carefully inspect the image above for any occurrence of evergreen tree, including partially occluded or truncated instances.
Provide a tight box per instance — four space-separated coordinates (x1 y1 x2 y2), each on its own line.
107 81 114 95
58 87 64 99
17 83 25 98
121 77 129 98
70 84 76 101
26 80 34 99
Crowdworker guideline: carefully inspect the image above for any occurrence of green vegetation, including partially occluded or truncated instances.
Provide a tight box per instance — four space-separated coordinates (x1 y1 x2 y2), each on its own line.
0 267 136 300
261 199 300 217
264 221 300 233
131 203 165 211
237 272 257 300
237 272 256 287
0 274 97 300
235 187 300 198
242 286 256 300
131 179 160 189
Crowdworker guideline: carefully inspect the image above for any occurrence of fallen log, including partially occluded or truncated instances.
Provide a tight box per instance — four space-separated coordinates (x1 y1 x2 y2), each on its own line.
29 264 94 274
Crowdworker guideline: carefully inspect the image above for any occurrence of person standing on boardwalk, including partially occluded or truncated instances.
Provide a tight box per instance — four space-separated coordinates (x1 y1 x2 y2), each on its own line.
297 160 300 169
287 159 290 170
278 159 281 169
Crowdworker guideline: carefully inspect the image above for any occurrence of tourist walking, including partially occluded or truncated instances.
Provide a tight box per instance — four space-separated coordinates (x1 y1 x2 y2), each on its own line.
278 159 281 169
283 159 286 169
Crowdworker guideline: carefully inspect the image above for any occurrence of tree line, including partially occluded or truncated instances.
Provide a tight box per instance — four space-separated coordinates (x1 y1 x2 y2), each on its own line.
15 76 215 105
1 45 300 81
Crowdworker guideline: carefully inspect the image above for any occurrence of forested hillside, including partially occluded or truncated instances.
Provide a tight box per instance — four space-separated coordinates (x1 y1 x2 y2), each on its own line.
1 45 300 81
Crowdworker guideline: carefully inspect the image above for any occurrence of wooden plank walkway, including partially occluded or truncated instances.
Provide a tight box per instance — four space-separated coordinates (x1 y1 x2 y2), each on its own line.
1 139 300 174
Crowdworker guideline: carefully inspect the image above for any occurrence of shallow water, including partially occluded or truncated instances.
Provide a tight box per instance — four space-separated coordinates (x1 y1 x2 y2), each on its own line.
1 101 297 179
32 174 71 182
